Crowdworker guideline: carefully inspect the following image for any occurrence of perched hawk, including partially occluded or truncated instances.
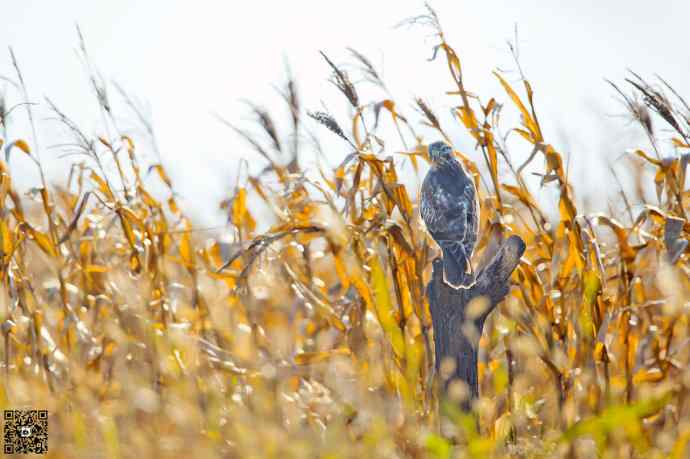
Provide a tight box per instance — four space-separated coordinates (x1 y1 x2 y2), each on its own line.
420 141 479 289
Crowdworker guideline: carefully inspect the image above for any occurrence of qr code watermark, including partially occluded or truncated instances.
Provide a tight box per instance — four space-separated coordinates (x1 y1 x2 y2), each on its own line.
3 410 48 455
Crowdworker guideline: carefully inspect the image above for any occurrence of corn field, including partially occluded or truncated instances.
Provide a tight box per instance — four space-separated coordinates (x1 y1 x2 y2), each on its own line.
0 7 688 458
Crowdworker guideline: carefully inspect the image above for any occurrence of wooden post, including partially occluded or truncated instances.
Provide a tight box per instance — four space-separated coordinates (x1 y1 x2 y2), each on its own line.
427 235 525 410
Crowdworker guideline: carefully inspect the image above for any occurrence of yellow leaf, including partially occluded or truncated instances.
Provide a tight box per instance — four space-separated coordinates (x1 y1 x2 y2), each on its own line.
381 99 400 122
119 206 143 226
121 135 135 153
405 332 424 387
492 361 509 393
207 242 224 267
232 188 256 233
98 136 112 149
672 137 690 149
129 252 142 274
486 131 499 185
90 172 114 201
593 342 609 363
370 256 405 359
634 149 661 166
179 219 194 267
361 205 379 221
561 227 584 278
138 186 161 208
85 264 109 273
29 227 58 257
168 197 180 215
455 106 479 139
483 98 497 116
513 128 535 144
494 72 541 142
386 224 414 258
670 428 690 459
502 184 538 209
332 250 350 290
494 412 513 442
633 368 664 384
440 43 462 80
150 164 173 188
392 185 413 218
583 270 601 305
11 139 31 155
116 210 137 248
591 215 636 262
0 219 13 258
294 348 350 365
558 193 577 223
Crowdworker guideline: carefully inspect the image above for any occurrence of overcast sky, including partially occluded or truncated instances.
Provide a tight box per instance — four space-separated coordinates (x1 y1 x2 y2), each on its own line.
2 1 689 227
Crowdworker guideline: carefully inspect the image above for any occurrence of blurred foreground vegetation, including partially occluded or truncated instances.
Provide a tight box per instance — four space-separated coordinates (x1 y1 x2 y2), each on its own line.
0 7 689 459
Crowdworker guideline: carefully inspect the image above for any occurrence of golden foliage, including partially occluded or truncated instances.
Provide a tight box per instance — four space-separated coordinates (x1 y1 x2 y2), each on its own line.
0 8 688 458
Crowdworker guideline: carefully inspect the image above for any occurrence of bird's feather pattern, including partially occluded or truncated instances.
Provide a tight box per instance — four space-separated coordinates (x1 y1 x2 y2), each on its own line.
420 142 479 288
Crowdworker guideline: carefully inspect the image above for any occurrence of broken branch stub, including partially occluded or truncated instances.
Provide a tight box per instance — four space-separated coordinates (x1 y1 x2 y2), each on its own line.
427 234 525 410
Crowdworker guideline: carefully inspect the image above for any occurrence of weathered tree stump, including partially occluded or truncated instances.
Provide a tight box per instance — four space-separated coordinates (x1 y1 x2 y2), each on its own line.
427 235 525 411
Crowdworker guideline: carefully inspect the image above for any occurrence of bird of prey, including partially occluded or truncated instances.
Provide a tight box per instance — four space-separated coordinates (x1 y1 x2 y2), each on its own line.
420 141 479 289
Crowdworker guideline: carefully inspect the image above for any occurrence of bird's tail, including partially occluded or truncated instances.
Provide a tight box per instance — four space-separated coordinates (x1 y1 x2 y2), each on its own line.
440 241 475 289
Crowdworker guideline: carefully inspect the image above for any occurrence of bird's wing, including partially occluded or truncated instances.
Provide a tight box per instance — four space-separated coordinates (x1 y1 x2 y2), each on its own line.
420 175 444 232
463 180 480 256
421 172 470 239
422 165 480 262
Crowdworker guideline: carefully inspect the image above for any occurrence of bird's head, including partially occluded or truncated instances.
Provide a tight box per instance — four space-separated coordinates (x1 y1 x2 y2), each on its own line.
428 141 454 166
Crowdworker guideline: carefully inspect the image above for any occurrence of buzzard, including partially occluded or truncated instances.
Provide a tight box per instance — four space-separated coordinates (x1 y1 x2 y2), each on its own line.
420 141 479 289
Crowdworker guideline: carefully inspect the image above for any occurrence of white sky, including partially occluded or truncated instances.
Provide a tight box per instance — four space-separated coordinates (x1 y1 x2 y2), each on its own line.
2 1 689 227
